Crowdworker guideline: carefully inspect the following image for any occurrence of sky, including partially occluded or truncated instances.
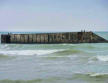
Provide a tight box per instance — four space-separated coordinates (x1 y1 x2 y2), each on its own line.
0 0 108 32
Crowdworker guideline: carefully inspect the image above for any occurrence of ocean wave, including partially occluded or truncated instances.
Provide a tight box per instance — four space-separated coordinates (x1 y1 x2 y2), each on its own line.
72 72 108 83
52 49 83 55
0 49 64 56
88 73 108 77
87 55 108 62
0 79 42 83
44 49 86 59
96 56 108 62
0 77 62 83
74 72 108 78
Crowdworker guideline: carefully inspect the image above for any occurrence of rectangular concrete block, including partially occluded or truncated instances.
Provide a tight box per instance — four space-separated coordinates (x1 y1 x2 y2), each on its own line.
53 34 56 43
52 34 55 43
44 34 48 43
56 33 61 43
49 34 53 43
14 35 17 43
62 33 67 43
32 34 37 43
1 35 6 43
29 34 33 43
37 34 41 43
24 35 29 43
10 34 15 43
20 34 25 43
41 34 45 43
16 34 21 43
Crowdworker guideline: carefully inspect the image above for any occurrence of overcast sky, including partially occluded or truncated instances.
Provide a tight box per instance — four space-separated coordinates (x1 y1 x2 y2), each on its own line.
0 0 108 32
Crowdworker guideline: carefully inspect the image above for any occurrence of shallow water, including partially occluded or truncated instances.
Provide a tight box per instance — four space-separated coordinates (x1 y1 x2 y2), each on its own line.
0 32 108 83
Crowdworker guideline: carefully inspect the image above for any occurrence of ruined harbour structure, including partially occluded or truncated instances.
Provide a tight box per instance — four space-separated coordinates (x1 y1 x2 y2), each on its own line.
1 32 108 44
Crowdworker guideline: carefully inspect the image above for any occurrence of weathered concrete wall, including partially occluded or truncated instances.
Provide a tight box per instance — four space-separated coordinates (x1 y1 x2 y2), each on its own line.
1 32 108 44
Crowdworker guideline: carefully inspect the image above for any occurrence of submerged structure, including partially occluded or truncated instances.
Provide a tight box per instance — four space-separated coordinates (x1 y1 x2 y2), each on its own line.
1 31 108 44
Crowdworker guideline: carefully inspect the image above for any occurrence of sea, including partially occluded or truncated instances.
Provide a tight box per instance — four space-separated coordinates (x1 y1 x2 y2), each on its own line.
0 32 108 83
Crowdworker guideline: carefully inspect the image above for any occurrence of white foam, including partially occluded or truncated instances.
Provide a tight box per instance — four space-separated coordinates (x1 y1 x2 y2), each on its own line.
88 73 108 77
96 56 108 61
0 49 63 56
75 72 108 77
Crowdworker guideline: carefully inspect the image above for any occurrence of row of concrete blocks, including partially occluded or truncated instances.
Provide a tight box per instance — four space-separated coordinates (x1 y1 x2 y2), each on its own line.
9 33 76 43
1 32 107 44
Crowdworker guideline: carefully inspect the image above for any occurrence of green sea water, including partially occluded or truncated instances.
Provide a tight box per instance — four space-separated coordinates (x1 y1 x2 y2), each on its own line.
0 32 108 83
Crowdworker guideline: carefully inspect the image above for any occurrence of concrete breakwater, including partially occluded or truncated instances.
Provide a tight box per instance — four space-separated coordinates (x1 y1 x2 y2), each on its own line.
1 32 108 44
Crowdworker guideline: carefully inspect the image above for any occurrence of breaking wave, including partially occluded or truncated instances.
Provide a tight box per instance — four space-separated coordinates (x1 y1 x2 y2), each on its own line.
51 49 84 55
95 56 108 62
0 49 64 56
74 72 108 79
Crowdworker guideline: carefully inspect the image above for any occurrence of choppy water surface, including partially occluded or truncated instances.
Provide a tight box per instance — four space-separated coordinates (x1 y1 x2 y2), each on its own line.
0 32 108 83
